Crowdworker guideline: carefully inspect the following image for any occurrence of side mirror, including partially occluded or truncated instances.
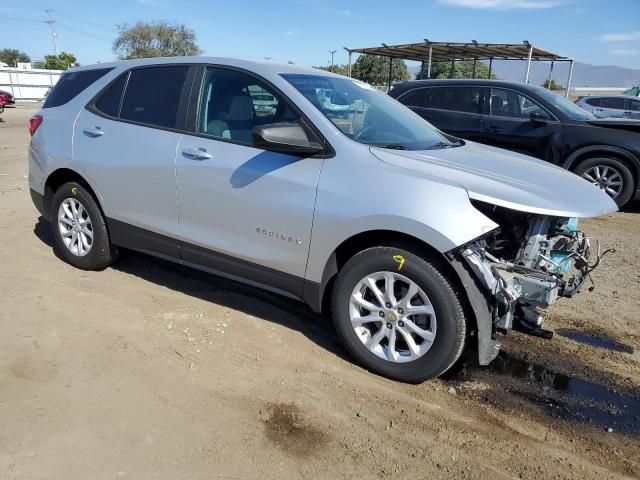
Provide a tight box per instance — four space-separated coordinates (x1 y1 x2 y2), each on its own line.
252 123 323 156
530 111 551 124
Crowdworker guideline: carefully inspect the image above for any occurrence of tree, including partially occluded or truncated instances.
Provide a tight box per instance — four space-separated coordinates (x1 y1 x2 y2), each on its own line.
113 21 202 59
350 54 409 85
0 48 30 66
416 60 497 80
314 64 350 76
34 52 78 70
541 79 564 91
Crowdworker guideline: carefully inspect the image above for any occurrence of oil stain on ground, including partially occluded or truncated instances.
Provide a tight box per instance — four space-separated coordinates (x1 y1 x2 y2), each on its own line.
449 351 640 436
261 402 329 457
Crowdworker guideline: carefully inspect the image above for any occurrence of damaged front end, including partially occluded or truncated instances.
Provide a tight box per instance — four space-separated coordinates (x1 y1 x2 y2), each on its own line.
448 201 614 365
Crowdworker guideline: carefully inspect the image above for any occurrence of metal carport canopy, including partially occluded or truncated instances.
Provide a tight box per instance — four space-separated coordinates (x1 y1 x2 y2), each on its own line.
344 40 575 97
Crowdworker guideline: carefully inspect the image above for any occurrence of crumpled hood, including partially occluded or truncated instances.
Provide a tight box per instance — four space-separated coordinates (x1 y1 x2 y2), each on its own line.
371 141 617 218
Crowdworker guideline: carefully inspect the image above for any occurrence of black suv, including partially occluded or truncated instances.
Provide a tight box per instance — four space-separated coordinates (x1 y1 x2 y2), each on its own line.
389 79 640 207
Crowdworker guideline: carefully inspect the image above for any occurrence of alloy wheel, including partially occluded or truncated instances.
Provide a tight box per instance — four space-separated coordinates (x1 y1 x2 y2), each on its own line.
58 198 94 256
582 165 624 199
349 271 437 363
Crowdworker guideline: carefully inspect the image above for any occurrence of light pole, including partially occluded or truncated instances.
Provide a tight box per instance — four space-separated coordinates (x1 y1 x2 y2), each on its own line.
329 50 336 71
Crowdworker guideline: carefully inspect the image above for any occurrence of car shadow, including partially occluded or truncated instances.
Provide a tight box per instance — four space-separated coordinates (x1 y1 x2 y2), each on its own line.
32 216 348 362
229 151 302 189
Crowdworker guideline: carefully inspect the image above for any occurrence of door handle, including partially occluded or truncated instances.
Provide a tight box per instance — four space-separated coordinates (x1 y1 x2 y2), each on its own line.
486 126 501 133
182 146 212 160
83 126 104 137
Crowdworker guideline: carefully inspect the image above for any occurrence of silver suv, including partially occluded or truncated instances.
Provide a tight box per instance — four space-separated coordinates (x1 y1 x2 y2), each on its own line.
28 58 616 383
575 95 640 119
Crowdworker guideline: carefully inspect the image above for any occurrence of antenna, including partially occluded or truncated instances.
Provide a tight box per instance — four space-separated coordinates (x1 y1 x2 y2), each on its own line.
44 9 58 55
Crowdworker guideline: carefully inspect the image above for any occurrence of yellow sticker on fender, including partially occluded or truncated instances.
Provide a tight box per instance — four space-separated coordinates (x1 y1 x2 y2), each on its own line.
71 187 77 195
393 255 405 271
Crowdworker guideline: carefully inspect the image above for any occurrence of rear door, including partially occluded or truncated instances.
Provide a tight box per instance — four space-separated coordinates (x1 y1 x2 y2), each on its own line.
175 66 325 295
594 97 626 118
73 65 193 253
397 86 486 142
481 87 562 161
624 98 640 119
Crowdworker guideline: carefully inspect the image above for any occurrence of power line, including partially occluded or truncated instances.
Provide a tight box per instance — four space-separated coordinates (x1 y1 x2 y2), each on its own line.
44 9 58 55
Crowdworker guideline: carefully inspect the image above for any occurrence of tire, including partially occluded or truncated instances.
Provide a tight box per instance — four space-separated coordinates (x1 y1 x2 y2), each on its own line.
331 246 466 383
50 181 117 270
574 157 635 208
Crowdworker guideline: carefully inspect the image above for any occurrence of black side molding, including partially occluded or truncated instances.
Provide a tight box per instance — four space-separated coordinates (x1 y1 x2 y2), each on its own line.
106 217 307 305
30 189 47 218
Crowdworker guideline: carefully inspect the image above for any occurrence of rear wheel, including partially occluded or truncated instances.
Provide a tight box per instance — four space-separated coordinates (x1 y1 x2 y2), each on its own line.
331 246 466 383
50 181 117 270
574 157 634 207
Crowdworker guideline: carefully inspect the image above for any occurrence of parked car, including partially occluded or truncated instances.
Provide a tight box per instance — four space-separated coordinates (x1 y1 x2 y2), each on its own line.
28 58 615 383
0 89 15 114
390 79 640 207
575 95 640 120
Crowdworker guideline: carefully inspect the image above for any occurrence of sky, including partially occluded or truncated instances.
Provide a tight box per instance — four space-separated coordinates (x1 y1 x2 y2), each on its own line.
1 0 639 70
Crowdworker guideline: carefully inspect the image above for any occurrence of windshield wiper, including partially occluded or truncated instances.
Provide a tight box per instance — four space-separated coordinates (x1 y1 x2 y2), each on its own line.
375 143 409 150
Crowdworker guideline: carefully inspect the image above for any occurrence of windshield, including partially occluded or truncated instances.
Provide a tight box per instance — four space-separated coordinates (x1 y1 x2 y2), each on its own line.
530 85 596 121
281 74 459 150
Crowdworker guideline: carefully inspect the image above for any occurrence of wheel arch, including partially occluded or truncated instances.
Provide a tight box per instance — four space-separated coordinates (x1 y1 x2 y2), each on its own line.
303 229 479 334
43 168 104 220
563 145 640 187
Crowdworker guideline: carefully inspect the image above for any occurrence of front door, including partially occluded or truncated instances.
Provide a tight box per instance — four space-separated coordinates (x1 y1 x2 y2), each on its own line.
481 87 563 162
175 67 324 296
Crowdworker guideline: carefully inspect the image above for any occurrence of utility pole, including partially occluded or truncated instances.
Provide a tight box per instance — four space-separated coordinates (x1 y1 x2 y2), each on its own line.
329 50 336 71
44 9 58 55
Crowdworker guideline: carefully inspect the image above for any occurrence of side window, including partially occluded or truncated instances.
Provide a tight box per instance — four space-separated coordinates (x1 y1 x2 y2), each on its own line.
94 74 127 118
585 97 601 107
120 66 189 129
626 99 640 111
196 67 301 144
43 68 112 108
398 88 427 107
490 88 546 118
601 97 625 109
427 87 483 114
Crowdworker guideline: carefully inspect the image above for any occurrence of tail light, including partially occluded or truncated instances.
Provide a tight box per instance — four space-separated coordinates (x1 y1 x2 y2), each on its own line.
29 115 43 136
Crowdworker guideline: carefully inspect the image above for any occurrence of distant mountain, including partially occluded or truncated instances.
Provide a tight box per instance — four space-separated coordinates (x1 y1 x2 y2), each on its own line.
407 60 640 88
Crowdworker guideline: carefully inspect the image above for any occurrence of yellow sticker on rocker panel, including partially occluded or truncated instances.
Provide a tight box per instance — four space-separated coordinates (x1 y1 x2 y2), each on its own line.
393 255 405 271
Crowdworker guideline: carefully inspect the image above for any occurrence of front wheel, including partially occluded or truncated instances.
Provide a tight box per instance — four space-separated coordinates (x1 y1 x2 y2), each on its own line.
331 246 467 383
574 157 634 207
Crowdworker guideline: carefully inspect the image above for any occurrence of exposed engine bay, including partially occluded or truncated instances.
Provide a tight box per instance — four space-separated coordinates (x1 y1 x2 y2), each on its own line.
452 200 614 363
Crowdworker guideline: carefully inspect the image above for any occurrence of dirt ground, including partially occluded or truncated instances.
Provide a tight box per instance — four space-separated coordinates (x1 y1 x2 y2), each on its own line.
1 105 639 480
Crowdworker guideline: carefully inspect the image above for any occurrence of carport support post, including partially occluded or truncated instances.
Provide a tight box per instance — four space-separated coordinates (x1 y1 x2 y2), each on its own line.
345 48 352 78
488 58 493 79
449 57 455 78
565 59 574 98
387 55 393 91
427 45 432 78
546 58 555 89
524 44 533 83
472 59 477 78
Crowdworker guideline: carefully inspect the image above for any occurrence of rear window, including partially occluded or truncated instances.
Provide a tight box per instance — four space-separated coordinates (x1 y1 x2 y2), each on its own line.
94 74 127 117
43 68 112 108
398 88 427 107
119 66 188 129
427 86 483 114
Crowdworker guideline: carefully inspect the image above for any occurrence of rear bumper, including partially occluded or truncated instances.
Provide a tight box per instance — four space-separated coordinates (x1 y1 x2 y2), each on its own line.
30 188 47 219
